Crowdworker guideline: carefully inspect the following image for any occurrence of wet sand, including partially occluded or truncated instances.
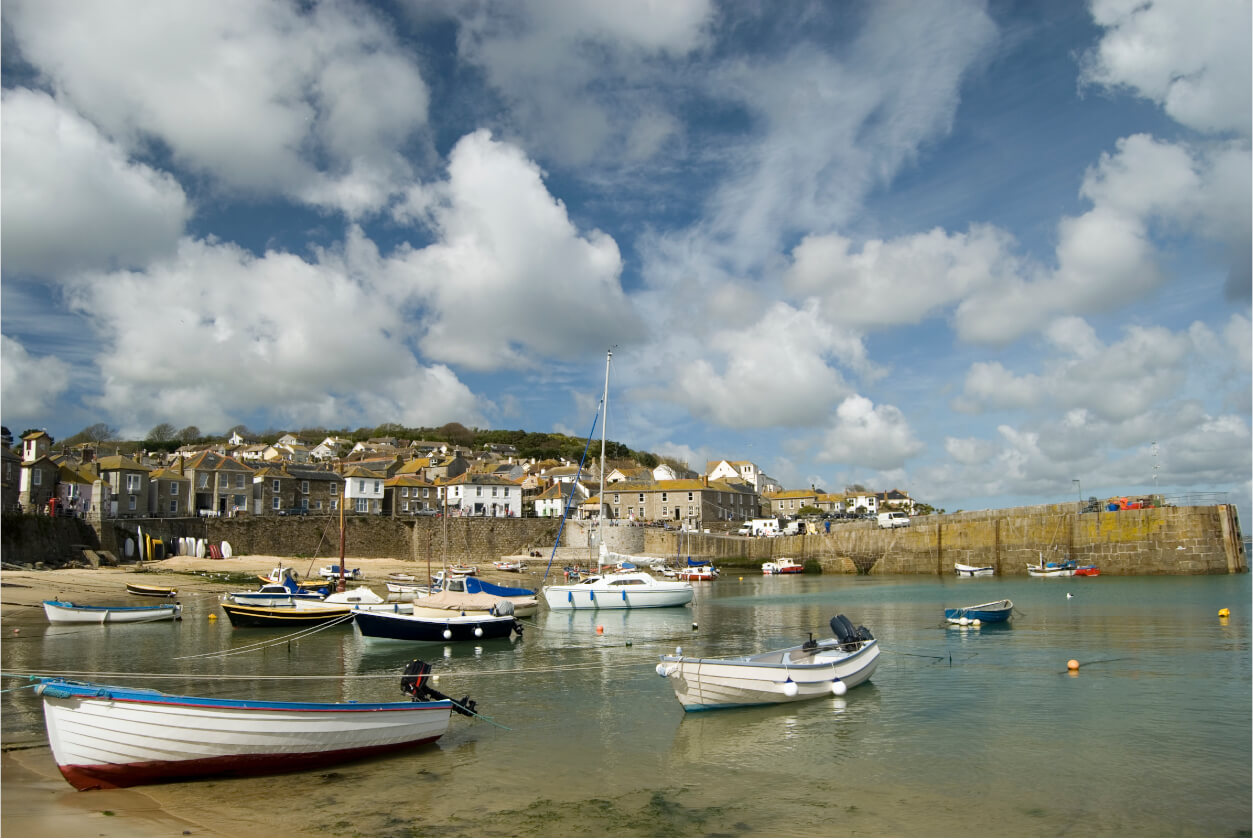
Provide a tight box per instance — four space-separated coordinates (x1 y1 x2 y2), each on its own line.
0 553 547 838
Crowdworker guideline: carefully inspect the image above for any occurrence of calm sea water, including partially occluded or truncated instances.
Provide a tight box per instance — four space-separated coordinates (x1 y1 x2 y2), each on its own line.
3 573 1250 837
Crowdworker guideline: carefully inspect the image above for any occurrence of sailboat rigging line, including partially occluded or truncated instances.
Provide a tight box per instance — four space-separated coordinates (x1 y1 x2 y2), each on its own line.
539 398 601 585
172 613 356 660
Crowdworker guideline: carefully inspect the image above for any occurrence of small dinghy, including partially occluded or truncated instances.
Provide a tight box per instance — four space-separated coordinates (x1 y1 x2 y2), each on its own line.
44 600 182 624
35 659 477 790
944 598 1013 624
125 582 178 597
954 563 994 577
656 615 879 711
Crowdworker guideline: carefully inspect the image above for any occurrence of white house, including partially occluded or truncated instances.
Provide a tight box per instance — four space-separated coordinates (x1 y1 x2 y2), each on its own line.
444 473 522 517
342 466 386 514
706 459 778 493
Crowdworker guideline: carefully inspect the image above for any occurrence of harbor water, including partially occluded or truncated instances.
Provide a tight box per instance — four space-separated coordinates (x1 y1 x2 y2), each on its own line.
3 573 1250 837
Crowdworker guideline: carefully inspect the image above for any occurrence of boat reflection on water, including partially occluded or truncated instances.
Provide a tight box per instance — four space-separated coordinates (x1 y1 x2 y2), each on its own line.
666 682 882 764
541 604 696 646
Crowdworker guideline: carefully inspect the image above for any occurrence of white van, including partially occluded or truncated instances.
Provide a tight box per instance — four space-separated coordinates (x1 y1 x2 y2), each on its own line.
739 518 781 536
877 511 911 529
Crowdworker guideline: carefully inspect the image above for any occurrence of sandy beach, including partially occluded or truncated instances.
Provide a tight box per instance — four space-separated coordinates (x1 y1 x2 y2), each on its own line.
0 553 549 837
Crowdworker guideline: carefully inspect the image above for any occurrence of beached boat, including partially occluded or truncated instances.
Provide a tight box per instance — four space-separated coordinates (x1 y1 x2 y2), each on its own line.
1027 558 1076 577
319 565 363 581
387 572 418 583
35 660 476 790
447 565 478 577
656 615 880 711
43 600 182 625
493 560 525 572
125 582 178 597
353 609 522 643
1074 565 1100 576
762 558 803 575
386 581 431 596
954 563 995 577
219 602 352 628
944 598 1013 624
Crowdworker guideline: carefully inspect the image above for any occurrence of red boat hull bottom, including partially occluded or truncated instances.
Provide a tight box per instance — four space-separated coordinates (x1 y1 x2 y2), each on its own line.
1074 568 1100 576
57 735 442 791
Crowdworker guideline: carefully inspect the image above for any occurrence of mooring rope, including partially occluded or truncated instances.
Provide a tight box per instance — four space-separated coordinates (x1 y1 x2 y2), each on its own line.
173 612 357 659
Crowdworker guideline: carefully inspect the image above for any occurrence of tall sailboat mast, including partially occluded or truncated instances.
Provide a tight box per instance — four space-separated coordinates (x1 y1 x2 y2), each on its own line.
596 348 611 574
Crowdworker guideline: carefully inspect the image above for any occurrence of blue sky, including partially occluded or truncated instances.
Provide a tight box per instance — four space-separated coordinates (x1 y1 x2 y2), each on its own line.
2 0 1249 515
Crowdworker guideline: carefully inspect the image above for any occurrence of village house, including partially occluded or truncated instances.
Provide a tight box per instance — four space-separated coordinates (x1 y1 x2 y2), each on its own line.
56 462 98 518
182 451 254 516
342 465 386 514
602 478 759 528
443 472 522 517
94 454 152 518
762 488 821 516
384 474 438 515
148 465 189 517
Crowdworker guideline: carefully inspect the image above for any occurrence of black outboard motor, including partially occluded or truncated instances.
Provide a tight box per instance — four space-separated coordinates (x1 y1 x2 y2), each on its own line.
830 615 861 650
400 659 477 717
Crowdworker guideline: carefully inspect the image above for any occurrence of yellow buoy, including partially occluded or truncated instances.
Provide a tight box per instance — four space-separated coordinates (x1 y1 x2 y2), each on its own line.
1218 608 1230 618
208 614 217 621
1067 659 1080 671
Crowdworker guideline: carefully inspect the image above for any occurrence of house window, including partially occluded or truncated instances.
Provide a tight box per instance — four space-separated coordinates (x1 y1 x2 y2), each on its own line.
169 500 178 514
235 475 244 489
638 493 645 503
33 470 41 486
422 488 429 498
688 492 694 501
234 494 246 508
401 487 409 497
301 481 309 494
272 479 280 492
273 497 281 510
662 492 668 502
492 487 498 497
358 480 365 493
355 497 368 513
476 487 482 496
128 495 137 510
199 474 209 488
126 474 140 492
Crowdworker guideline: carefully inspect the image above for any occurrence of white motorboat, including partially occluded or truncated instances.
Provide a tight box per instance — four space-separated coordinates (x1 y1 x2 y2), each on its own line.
762 558 803 575
324 586 414 614
35 661 473 790
954 563 995 577
543 570 693 610
656 615 879 711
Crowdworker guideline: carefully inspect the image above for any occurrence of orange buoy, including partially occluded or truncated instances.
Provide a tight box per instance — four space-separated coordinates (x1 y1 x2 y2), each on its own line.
596 625 604 634
1067 659 1080 671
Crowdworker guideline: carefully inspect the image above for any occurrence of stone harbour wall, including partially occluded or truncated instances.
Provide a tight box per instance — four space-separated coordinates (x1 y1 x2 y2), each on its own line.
638 503 1246 575
3 503 1245 575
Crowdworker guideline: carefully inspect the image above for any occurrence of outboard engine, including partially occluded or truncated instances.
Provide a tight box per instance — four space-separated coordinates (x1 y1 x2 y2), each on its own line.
830 615 860 650
400 659 477 717
491 599 515 617
856 625 874 641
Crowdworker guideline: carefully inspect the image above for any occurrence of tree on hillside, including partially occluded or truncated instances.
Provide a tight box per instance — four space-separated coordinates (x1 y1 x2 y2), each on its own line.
147 422 177 443
176 425 201 443
62 423 116 448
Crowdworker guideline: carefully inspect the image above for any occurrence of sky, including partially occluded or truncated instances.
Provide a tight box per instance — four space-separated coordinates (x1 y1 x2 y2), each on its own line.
1 0 1250 516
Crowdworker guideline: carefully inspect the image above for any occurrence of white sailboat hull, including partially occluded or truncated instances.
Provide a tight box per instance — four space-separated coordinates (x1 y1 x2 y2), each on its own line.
543 572 693 610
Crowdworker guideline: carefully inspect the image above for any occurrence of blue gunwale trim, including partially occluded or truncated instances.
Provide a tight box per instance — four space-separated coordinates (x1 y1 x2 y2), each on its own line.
44 600 178 612
37 679 450 712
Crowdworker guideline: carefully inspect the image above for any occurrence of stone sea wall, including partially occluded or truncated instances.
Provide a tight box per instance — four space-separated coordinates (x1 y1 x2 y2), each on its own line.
637 503 1247 575
3 503 1245 574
